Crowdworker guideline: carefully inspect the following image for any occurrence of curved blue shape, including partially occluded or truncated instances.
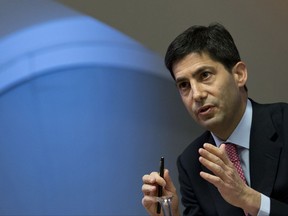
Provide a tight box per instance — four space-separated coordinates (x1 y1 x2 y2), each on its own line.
0 12 200 215
0 15 170 94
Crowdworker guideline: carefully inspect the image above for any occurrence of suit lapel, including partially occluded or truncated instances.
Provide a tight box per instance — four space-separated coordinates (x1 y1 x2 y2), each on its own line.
249 102 282 195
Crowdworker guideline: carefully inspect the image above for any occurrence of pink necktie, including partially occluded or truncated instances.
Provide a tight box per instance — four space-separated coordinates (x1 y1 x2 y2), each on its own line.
225 143 248 216
225 143 247 184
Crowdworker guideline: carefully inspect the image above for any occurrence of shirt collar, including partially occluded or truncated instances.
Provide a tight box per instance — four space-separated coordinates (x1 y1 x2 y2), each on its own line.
212 99 252 149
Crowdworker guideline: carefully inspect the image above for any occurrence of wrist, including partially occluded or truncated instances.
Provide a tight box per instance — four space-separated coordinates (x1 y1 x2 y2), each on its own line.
242 186 261 216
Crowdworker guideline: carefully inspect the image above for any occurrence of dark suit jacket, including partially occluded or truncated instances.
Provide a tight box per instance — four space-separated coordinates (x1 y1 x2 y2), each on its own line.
177 101 288 216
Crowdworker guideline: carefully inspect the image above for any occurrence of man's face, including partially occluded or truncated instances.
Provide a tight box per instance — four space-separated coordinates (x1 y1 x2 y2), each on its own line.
172 52 247 139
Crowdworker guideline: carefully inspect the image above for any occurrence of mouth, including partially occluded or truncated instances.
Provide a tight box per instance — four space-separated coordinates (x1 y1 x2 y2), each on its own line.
197 105 214 115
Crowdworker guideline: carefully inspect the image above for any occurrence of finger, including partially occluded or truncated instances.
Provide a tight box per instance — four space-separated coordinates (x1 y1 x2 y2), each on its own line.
201 143 232 166
199 154 243 187
142 184 157 196
142 172 164 183
163 169 176 193
199 147 225 168
142 174 156 184
199 171 223 188
142 195 157 214
142 195 157 206
199 154 226 179
150 171 166 187
219 144 233 164
203 143 227 159
199 145 230 177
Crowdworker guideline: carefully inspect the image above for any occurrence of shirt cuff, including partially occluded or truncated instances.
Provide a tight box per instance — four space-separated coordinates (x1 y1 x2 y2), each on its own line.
257 193 270 216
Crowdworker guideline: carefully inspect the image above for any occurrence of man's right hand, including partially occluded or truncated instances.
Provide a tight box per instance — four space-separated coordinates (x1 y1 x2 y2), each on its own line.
141 169 180 216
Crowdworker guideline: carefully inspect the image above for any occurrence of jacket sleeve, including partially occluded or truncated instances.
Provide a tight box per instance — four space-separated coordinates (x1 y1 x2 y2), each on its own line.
270 199 288 216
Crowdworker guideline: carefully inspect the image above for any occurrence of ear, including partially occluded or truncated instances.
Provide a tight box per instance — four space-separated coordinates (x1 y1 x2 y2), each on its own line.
232 61 248 88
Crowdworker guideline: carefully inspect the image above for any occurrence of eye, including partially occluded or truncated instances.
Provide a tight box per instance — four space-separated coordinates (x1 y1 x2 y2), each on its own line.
176 81 190 95
201 71 211 80
177 81 190 90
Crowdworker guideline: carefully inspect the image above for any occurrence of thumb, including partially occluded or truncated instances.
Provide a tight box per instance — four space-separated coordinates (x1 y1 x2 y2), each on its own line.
163 169 176 193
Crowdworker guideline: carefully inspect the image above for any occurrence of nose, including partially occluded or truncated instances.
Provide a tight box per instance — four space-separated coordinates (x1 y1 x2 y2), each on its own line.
190 83 206 102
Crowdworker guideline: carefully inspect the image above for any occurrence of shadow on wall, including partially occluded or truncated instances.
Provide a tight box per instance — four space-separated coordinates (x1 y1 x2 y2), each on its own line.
0 15 201 215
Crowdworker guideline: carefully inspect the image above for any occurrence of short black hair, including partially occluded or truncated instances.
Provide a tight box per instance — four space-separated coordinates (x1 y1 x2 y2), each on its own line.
164 23 241 79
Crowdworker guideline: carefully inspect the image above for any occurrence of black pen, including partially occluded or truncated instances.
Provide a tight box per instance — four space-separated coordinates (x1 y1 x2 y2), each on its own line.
157 157 165 214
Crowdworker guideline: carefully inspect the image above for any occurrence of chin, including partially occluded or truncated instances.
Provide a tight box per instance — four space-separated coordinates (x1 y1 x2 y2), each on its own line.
199 118 220 131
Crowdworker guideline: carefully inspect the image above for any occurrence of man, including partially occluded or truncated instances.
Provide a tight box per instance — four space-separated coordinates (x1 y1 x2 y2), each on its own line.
141 23 288 216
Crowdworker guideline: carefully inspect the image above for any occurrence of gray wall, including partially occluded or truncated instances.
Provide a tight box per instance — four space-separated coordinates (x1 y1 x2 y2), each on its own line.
58 0 288 103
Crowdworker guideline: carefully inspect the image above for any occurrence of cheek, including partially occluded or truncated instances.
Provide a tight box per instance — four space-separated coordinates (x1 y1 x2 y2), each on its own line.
217 79 237 100
181 98 194 114
217 86 240 116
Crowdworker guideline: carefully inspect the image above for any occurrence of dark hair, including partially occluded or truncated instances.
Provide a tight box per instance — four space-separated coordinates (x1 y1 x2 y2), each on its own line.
164 23 241 79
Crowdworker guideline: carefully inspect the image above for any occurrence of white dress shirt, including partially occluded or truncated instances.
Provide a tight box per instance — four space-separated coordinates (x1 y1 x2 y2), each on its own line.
211 99 270 216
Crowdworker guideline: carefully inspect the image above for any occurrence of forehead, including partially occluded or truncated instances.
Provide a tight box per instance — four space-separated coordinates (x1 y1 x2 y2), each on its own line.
172 52 218 76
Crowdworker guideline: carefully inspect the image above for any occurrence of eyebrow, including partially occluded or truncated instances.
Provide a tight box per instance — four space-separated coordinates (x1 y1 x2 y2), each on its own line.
175 66 214 83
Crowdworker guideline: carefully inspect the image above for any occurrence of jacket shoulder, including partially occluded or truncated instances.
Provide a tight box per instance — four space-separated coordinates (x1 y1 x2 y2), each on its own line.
178 131 212 163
